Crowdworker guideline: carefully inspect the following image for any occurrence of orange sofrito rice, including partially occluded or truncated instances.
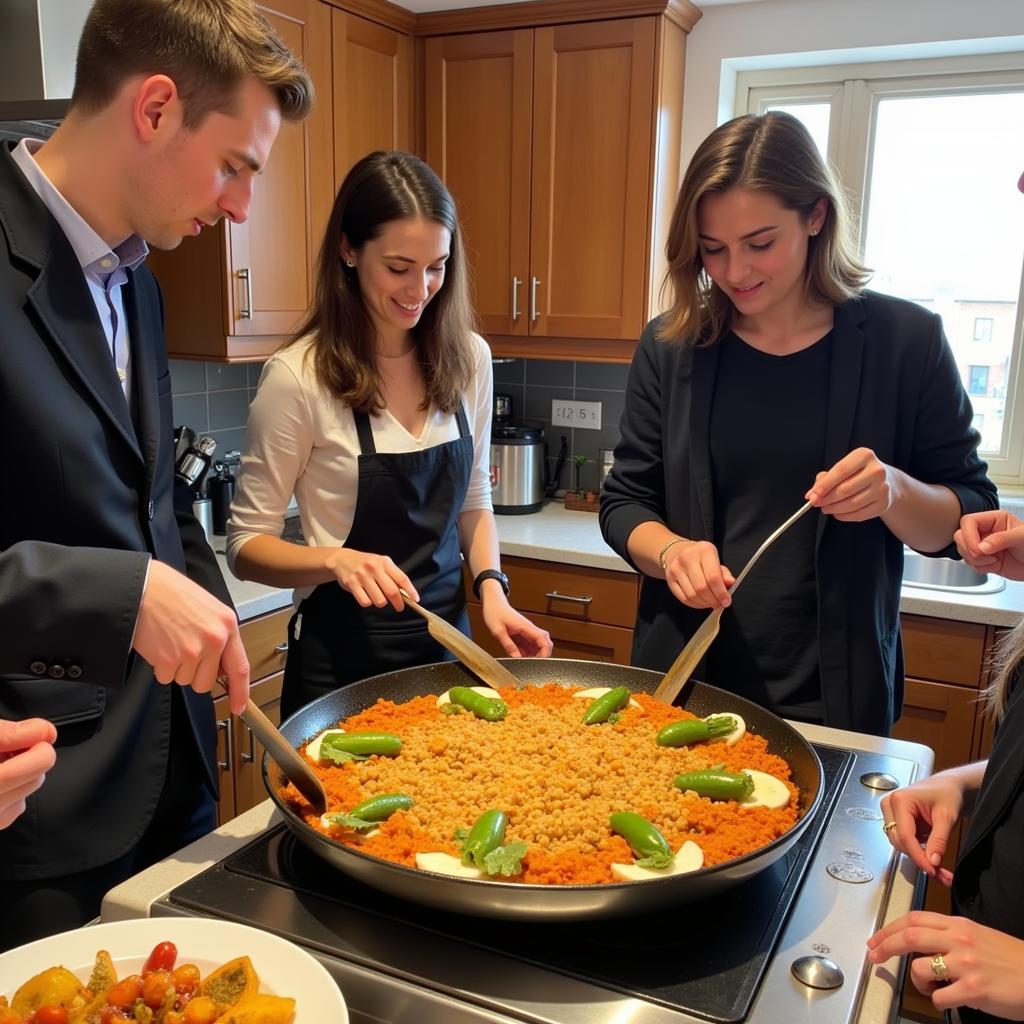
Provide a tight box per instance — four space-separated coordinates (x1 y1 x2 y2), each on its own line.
281 685 800 886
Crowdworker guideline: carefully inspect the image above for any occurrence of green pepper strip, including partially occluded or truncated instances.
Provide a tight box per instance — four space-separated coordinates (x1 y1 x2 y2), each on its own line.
321 731 403 756
349 793 413 821
609 811 672 863
461 809 508 870
582 686 631 725
657 714 735 747
449 686 508 721
673 768 754 802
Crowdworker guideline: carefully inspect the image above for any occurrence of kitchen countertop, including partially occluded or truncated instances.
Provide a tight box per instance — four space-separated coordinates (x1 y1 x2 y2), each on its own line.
216 504 1024 629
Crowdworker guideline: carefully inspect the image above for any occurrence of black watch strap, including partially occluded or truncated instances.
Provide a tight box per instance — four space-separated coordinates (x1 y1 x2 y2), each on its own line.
473 569 510 600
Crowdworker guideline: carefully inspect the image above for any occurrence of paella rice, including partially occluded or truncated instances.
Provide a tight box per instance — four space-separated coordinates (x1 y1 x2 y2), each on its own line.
281 684 800 885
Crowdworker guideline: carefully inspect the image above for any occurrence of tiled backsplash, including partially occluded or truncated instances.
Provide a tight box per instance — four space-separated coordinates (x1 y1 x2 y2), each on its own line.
169 356 629 495
170 359 262 457
493 358 629 494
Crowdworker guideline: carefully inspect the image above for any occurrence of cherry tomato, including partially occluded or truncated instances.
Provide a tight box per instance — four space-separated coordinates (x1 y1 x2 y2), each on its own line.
98 1009 131 1024
182 997 220 1024
105 975 143 1009
142 969 172 1009
170 963 201 997
142 940 178 975
31 1007 69 1024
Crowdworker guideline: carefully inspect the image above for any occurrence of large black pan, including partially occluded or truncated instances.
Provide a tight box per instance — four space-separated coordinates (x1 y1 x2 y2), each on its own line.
262 658 824 920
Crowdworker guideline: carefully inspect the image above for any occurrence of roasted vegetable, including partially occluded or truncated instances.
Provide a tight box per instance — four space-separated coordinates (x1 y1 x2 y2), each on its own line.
609 811 674 868
322 793 413 832
656 714 736 747
447 686 507 721
319 731 402 763
673 767 754 802
581 686 631 725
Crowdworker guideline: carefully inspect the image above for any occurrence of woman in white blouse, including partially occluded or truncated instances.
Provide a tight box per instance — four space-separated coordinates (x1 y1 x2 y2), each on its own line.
228 151 551 717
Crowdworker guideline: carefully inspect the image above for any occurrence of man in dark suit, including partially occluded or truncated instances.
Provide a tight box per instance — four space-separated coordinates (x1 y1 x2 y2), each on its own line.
0 0 313 948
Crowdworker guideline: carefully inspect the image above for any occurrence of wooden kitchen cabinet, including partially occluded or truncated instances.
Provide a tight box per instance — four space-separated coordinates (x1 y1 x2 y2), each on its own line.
424 5 695 361
332 8 413 186
894 613 990 1023
148 0 335 362
214 606 291 824
464 556 639 664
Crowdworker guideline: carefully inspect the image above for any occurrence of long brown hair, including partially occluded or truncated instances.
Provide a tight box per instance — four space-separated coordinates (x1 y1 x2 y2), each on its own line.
660 111 870 345
983 622 1024 720
291 151 476 415
72 0 313 128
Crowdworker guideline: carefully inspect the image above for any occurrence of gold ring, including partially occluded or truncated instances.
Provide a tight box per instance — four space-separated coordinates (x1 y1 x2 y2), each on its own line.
931 953 950 982
882 820 897 834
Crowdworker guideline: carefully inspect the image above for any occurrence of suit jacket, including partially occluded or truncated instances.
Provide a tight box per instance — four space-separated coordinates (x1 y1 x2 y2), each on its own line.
952 668 1024 1024
0 143 232 879
600 292 997 735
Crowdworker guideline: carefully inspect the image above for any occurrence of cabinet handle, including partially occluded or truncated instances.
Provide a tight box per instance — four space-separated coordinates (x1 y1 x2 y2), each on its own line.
241 724 257 764
511 276 522 321
216 718 233 771
238 267 253 319
530 276 541 321
275 641 289 653
545 590 592 605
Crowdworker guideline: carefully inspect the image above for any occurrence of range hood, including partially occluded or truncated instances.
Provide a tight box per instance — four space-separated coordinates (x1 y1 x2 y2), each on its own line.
0 0 91 121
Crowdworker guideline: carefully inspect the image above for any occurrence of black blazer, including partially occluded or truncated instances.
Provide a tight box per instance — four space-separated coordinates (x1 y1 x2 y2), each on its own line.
952 669 1024 1024
600 293 997 735
0 144 232 879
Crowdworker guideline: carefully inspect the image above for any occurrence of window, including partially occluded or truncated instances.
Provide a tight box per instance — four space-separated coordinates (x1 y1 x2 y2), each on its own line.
739 56 1024 487
969 365 990 396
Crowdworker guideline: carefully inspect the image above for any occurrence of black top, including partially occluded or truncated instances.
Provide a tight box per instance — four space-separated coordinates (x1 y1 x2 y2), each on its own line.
952 665 1024 1024
707 331 832 720
599 292 998 735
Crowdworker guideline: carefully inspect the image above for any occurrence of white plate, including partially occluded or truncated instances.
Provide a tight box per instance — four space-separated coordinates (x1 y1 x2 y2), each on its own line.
0 917 347 1023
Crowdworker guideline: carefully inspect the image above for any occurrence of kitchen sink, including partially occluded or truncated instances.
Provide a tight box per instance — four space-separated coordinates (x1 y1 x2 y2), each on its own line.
902 549 1005 594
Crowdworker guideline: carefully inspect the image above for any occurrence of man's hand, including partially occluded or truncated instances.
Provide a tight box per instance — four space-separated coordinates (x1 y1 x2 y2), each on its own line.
0 718 57 829
134 561 250 714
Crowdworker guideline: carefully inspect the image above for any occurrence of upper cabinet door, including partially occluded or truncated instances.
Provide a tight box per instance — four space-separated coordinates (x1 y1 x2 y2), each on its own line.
228 1 319 339
333 10 412 185
151 0 334 361
529 19 656 340
425 30 533 338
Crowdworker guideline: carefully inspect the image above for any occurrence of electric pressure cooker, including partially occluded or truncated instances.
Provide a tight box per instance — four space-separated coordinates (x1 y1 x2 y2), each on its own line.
490 419 544 514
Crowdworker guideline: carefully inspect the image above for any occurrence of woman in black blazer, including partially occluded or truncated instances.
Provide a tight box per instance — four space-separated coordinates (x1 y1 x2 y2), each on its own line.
867 508 1024 1024
600 112 996 735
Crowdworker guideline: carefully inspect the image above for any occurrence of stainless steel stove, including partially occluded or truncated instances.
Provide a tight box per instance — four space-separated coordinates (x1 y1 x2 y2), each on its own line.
144 740 928 1024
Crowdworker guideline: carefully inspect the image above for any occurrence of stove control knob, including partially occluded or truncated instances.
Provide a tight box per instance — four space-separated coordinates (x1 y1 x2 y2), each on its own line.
859 771 900 791
791 955 844 990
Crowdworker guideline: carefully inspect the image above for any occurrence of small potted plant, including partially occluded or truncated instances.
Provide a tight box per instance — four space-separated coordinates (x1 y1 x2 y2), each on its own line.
564 453 599 512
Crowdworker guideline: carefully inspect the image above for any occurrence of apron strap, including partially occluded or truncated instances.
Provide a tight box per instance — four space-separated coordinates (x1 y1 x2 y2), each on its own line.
354 403 472 455
353 410 376 455
455 401 470 440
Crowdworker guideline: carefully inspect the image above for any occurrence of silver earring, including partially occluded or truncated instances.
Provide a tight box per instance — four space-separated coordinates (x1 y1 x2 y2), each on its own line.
345 259 355 268
810 229 819 237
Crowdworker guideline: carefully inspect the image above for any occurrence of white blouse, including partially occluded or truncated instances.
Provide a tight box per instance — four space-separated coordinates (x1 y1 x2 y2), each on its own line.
226 332 494 602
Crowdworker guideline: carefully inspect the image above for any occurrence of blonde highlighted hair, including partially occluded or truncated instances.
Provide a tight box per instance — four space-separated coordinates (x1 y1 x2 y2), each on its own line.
660 111 870 345
983 622 1023 721
72 0 313 128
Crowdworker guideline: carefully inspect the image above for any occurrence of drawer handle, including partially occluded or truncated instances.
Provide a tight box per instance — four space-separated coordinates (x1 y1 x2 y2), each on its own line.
241 724 256 764
275 641 289 653
216 718 233 771
545 590 593 605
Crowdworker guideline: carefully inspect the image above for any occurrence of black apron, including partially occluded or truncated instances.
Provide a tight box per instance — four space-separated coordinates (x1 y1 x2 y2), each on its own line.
281 404 474 719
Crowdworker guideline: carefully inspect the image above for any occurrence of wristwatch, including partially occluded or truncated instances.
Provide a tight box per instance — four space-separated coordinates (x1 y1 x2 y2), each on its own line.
473 569 510 600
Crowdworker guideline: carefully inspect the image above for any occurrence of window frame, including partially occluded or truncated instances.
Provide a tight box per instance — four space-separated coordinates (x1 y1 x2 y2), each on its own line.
737 55 1024 488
